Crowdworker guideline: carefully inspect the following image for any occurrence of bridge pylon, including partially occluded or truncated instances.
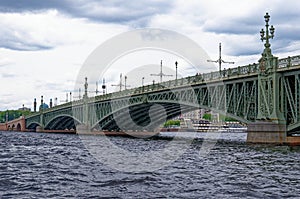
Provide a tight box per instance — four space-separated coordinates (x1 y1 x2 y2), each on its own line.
76 77 92 134
248 13 288 144
36 95 45 132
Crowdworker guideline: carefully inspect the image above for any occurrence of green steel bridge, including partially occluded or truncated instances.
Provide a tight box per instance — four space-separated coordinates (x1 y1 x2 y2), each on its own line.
24 13 300 144
25 54 300 133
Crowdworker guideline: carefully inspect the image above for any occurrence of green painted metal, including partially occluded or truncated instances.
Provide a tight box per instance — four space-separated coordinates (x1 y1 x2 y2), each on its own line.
25 13 300 134
256 13 285 124
24 53 300 132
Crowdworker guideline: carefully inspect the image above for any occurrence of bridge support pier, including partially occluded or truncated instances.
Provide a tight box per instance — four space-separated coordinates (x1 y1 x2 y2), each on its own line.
76 124 91 134
36 126 44 133
247 122 300 145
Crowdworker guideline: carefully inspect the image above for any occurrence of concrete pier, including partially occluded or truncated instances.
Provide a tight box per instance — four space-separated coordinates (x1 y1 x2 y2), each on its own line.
247 122 300 145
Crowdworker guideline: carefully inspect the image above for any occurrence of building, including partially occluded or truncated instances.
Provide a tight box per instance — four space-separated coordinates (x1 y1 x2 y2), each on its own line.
18 104 31 111
39 103 49 111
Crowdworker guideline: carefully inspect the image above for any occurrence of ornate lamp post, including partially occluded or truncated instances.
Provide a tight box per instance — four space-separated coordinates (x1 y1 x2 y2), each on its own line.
260 12 275 58
256 13 284 124
142 77 144 87
259 13 277 74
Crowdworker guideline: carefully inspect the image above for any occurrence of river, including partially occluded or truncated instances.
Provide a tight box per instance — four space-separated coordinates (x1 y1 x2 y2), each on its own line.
0 131 299 198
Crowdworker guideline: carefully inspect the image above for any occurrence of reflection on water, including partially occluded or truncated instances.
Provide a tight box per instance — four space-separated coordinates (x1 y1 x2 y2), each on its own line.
0 131 299 198
159 131 248 142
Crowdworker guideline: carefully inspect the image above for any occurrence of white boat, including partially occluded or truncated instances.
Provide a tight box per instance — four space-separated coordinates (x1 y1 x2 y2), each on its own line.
192 119 247 133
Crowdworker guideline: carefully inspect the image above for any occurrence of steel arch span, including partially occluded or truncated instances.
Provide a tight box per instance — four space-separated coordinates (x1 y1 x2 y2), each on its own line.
24 54 300 141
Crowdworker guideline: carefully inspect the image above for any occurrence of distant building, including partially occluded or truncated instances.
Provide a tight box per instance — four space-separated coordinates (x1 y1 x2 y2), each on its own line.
39 103 49 111
177 109 206 120
18 104 31 111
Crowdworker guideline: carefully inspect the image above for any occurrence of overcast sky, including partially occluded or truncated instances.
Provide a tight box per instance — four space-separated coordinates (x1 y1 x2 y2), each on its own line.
1 0 300 111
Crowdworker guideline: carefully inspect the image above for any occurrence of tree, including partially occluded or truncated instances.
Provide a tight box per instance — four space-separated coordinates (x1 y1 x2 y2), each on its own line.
202 113 212 121
0 110 31 122
163 120 180 127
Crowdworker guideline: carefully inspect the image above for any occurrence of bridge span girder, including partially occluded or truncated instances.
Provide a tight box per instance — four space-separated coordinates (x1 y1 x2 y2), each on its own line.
24 54 300 136
25 78 260 132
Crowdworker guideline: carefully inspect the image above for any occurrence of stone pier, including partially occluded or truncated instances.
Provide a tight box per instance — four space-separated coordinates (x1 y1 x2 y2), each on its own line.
247 122 300 145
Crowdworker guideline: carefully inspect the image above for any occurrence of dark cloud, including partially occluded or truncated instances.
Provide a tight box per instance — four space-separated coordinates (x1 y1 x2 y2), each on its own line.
0 0 69 11
0 28 53 51
0 1 173 51
203 18 260 35
1 40 52 51
0 0 173 24
224 40 262 57
203 11 300 39
203 11 300 56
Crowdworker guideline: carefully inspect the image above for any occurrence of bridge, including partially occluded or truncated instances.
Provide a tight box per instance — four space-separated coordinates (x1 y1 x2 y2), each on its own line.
13 13 300 144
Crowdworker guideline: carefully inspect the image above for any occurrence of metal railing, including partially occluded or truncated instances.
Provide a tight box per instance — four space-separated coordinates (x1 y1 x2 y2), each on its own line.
278 55 300 68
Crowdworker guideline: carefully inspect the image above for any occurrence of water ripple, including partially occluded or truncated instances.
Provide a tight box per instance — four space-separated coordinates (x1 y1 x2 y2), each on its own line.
0 131 300 198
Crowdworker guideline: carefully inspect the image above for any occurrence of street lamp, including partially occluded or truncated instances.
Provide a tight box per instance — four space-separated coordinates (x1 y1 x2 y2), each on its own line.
175 61 178 82
40 95 43 112
150 60 173 83
102 78 106 95
260 12 275 54
207 43 234 75
124 75 131 90
142 77 145 86
111 73 124 91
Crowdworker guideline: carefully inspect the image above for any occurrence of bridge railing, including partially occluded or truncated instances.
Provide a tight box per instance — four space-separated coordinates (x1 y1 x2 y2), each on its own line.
95 54 300 99
278 55 300 68
112 55 299 97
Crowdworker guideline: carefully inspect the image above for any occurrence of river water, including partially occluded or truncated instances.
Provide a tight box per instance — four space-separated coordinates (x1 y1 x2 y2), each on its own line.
0 131 300 198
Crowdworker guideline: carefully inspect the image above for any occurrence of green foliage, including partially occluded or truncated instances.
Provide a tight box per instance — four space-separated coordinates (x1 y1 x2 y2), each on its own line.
163 120 180 127
0 110 32 123
224 116 237 122
202 113 237 122
202 113 212 121
219 114 237 122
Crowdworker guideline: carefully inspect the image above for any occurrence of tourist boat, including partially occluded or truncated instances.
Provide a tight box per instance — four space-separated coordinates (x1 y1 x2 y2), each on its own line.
192 119 247 133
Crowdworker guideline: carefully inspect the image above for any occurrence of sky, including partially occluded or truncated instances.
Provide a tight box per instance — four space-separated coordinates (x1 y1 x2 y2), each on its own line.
1 0 300 111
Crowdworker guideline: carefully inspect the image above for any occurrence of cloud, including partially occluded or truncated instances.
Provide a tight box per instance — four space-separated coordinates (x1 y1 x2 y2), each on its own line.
0 10 128 51
0 10 64 51
1 72 16 78
0 57 14 67
0 0 69 11
203 17 260 35
0 0 174 24
1 0 300 111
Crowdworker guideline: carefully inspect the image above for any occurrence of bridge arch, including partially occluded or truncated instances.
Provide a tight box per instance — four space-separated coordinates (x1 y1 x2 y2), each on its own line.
91 101 200 131
27 122 42 132
287 123 300 135
91 96 251 131
44 114 81 130
16 123 21 131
